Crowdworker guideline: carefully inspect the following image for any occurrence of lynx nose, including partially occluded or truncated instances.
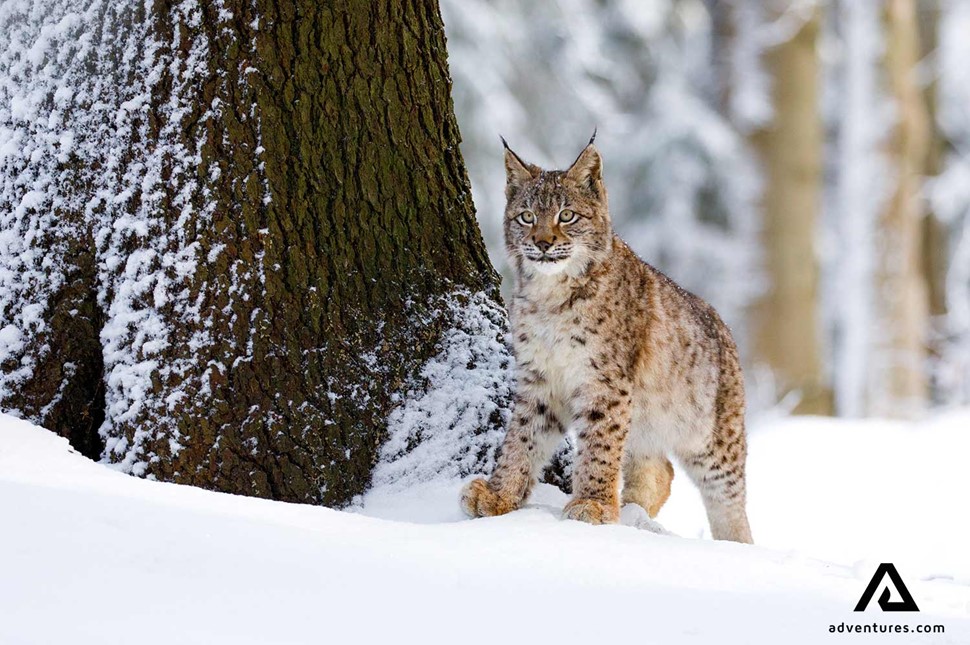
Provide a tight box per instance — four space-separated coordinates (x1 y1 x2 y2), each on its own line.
534 240 552 253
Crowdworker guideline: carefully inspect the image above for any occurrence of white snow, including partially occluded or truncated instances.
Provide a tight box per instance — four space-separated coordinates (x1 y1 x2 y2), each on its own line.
2 411 968 644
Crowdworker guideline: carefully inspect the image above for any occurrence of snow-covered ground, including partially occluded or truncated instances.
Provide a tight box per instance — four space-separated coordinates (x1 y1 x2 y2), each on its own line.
1 412 968 644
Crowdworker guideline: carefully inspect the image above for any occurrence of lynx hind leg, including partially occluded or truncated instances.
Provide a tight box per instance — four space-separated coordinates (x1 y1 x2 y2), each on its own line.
622 455 674 518
681 414 753 544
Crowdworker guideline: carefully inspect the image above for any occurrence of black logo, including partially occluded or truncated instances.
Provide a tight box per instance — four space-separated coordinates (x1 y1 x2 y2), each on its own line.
854 563 919 612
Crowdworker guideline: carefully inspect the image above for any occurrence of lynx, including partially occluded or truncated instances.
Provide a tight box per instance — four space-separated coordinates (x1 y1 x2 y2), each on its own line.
459 135 753 543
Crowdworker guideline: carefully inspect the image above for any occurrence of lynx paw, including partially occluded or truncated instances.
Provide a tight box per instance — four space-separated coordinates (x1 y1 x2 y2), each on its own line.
562 498 619 525
460 478 518 518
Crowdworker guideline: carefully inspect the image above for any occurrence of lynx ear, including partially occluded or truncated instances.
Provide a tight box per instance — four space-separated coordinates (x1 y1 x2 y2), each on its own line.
565 135 603 197
502 137 539 195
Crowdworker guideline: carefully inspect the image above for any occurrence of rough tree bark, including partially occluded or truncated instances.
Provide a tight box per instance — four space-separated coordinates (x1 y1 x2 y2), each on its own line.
0 0 508 505
749 5 831 414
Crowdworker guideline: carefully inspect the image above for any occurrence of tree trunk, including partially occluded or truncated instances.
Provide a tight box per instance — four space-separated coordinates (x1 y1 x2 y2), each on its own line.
916 0 948 404
871 0 930 417
749 6 831 415
917 0 946 323
0 0 509 506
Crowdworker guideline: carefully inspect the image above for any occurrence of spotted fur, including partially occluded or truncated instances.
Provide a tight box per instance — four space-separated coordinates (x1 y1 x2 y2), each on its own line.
459 137 753 543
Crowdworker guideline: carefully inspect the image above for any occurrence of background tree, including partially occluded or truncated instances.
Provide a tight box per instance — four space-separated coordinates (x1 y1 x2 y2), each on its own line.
871 0 931 417
917 0 947 331
0 0 510 505
825 0 932 418
747 2 831 415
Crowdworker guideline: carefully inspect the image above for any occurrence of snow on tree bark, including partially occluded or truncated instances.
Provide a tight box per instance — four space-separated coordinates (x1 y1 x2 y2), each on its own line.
0 0 510 505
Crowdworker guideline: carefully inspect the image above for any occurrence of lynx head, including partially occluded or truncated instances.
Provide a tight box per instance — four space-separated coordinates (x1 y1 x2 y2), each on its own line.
502 135 611 277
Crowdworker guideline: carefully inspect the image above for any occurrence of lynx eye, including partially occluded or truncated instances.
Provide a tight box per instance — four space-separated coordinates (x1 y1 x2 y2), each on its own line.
558 209 577 224
517 211 536 226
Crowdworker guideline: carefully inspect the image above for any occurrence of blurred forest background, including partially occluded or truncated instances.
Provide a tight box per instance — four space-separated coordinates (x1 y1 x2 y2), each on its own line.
441 0 970 419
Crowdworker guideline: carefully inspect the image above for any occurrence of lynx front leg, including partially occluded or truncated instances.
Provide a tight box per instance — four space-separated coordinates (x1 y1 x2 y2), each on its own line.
460 386 563 518
564 389 632 525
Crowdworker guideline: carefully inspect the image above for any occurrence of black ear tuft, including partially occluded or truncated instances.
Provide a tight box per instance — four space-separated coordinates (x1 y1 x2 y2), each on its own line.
565 138 603 197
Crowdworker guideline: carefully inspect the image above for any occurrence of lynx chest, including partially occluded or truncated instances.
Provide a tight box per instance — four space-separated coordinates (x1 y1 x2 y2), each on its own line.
510 294 596 411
